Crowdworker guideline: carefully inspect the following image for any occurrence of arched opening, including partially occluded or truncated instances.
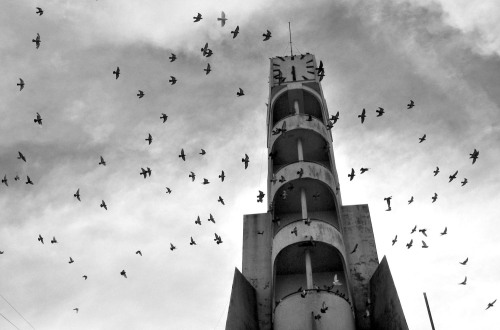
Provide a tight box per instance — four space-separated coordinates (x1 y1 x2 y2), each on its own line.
272 90 324 126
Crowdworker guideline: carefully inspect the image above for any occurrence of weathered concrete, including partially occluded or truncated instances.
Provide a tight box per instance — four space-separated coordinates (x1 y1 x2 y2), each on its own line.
242 212 273 330
341 204 380 330
269 115 330 151
225 268 259 330
370 256 409 330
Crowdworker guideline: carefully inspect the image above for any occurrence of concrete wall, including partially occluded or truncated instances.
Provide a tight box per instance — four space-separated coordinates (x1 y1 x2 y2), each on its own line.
370 256 409 330
341 204 380 330
225 268 259 330
242 212 273 330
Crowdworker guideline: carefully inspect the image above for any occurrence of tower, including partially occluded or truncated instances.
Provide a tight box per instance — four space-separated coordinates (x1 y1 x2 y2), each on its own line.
225 53 408 330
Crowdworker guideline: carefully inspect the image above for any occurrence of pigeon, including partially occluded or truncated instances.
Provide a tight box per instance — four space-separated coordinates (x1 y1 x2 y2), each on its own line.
219 170 225 182
36 7 43 15
449 170 458 182
300 290 308 298
179 149 186 161
204 63 211 75
358 108 366 124
189 172 195 182
304 218 312 226
459 258 468 265
32 33 41 49
330 111 339 124
421 240 428 248
193 13 202 22
326 121 334 130
469 149 479 164
169 53 176 62
214 233 223 244
170 243 176 251
165 187 172 194
100 200 107 210
217 11 227 26
99 156 106 166
136 250 142 256
74 189 81 201
145 133 152 145
208 214 215 223
242 154 249 169
314 314 321 320
18 151 26 162
360 168 369 174
408 196 414 204
68 257 74 264
321 301 328 313
407 100 415 109
291 227 297 236
169 76 177 85
312 192 320 200
431 193 438 203
34 112 42 125
486 300 496 310
461 178 468 186
257 190 265 203
140 167 152 178
202 178 209 185
195 216 201 225
51 237 57 244
38 234 44 244
26 176 34 185
297 168 304 178
120 270 127 278
306 114 313 121
137 90 145 98
411 225 417 234
190 237 196 245
199 149 206 155
237 88 244 96
406 239 413 249
201 42 209 54
433 167 440 176
262 30 271 41
257 231 264 235
350 243 358 254
440 227 447 235
218 196 225 205
113 67 120 79
384 196 392 211
348 168 355 181
231 26 239 38
82 275 87 280
160 113 168 123
204 48 213 57
73 308 79 313
459 276 467 285
419 228 427 237
419 134 426 143
332 274 342 286
376 107 384 117
14 175 19 181
392 235 397 246
2 175 7 186
17 78 25 91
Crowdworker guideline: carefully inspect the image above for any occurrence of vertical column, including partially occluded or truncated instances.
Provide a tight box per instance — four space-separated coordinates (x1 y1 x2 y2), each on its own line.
293 100 299 114
305 249 313 289
300 188 308 220
297 138 303 161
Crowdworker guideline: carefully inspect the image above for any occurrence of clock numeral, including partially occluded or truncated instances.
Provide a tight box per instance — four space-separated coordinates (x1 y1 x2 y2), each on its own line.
302 76 309 80
300 54 305 59
277 56 285 61
306 60 313 63
306 65 314 68
307 70 315 74
273 63 280 67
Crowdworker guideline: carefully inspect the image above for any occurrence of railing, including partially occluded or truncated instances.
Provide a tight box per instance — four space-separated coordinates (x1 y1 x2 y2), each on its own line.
272 159 331 175
271 113 324 129
274 289 352 312
273 217 339 238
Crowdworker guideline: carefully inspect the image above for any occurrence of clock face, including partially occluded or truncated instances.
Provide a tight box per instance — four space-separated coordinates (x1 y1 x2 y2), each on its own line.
271 54 316 85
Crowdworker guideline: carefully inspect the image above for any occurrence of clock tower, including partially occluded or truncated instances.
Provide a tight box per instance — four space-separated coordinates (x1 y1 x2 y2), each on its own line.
225 53 409 330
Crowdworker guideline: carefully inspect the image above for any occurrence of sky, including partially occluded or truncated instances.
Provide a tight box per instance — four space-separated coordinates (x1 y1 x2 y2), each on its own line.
0 0 499 329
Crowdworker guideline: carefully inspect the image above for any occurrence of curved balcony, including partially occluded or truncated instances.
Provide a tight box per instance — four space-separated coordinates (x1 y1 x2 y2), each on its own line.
274 290 355 330
270 115 330 153
270 87 325 126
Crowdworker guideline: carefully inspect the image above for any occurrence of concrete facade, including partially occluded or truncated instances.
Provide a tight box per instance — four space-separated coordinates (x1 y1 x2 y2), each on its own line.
225 268 259 330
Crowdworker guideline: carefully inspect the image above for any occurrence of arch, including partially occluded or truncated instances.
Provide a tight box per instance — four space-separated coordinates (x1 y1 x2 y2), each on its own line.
271 88 325 126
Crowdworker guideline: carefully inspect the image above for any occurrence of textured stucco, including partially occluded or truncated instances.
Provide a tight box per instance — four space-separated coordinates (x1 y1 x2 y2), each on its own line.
225 268 259 330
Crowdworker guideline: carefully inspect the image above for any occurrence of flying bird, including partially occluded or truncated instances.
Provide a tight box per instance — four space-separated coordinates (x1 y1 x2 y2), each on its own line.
291 226 297 236
73 308 79 313
461 178 468 186
214 233 223 244
160 113 168 123
193 13 202 22
411 225 417 234
433 167 440 176
201 42 208 54
348 168 355 181
469 149 479 164
314 314 321 320
421 240 428 248
2 175 7 187
376 107 384 117
407 100 415 109
38 234 44 244
262 30 271 41
188 237 196 246
99 156 106 166
145 133 152 145
120 270 127 278
330 111 339 124
202 178 209 185
18 151 26 162
459 257 468 265
360 168 369 174
169 76 177 85
217 11 227 26
231 26 239 38
17 78 24 91
279 175 286 183
74 189 80 201
136 250 142 256
350 243 358 254
242 154 249 169
169 53 176 62
82 275 87 280
219 170 225 182
170 243 176 251
204 63 211 75
165 187 172 194
406 239 413 249
204 48 213 57
179 149 186 161
257 190 265 203
140 167 152 178
189 171 195 182
237 88 244 96
486 300 497 310
68 257 74 264
14 175 19 181
408 196 414 204
459 276 467 285
137 90 145 98
419 228 427 237
195 216 201 225
32 33 41 49
392 235 397 246
218 196 225 205
51 237 57 244
36 7 43 15
384 196 392 211
100 200 107 210
113 67 120 79
26 176 33 185
419 134 426 143
358 108 366 124
440 227 447 235
199 149 206 155
34 112 42 125
449 170 458 182
208 214 215 223
431 193 438 203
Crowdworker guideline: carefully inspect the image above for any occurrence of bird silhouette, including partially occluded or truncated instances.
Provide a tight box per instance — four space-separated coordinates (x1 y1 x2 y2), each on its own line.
376 107 384 117
38 234 44 244
358 108 366 123
297 168 304 178
214 233 223 244
321 301 328 313
145 133 152 145
170 243 176 251
330 111 339 124
279 175 286 183
360 168 369 174
421 240 428 248
231 26 239 38
202 178 209 185
219 170 225 182
384 196 392 211
350 243 358 254
51 237 57 244
190 237 196 245
461 178 468 186
433 167 439 176
160 113 168 123
36 7 43 15
431 193 438 203
201 42 208 54
217 11 227 26
26 176 33 185
208 214 215 223
306 114 313 121
348 168 355 181
120 270 127 278
14 175 19 181
411 225 417 234
459 276 467 285
73 308 79 313
407 100 415 109
459 257 468 265
218 196 225 205
137 90 145 98
291 226 297 236
486 299 496 310
469 149 479 164
419 134 426 143
179 149 186 161
449 170 458 182
99 156 106 166
408 196 414 204
2 175 7 187
68 257 74 264
262 30 271 41
17 78 25 91
199 149 206 155
74 189 81 201
332 274 342 286
193 13 202 22
195 216 201 225
140 167 152 178
18 151 26 162
32 33 41 49
257 190 265 203
113 67 120 79
204 48 213 57
242 154 249 169
204 63 211 75
406 239 413 249
314 313 321 320
136 250 142 256
82 275 87 280
169 76 177 85
440 227 447 235
392 235 397 246
419 228 427 237
165 187 172 194
189 171 195 182
169 53 176 62
237 88 244 96
34 112 42 125
100 200 107 210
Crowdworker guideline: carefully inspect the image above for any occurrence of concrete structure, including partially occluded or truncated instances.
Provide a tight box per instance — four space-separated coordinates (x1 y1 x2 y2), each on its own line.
225 53 408 330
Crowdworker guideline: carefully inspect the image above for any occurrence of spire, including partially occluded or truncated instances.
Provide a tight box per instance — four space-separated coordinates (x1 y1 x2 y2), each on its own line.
289 22 293 57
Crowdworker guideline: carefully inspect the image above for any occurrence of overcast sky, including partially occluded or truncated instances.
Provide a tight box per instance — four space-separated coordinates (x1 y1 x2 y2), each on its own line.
0 0 499 329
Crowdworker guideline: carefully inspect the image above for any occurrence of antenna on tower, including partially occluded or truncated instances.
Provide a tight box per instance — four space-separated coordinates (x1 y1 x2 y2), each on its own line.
289 22 293 57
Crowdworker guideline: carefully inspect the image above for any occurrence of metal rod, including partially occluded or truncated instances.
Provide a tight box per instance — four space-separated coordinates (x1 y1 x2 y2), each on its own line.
423 292 436 330
289 22 293 56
